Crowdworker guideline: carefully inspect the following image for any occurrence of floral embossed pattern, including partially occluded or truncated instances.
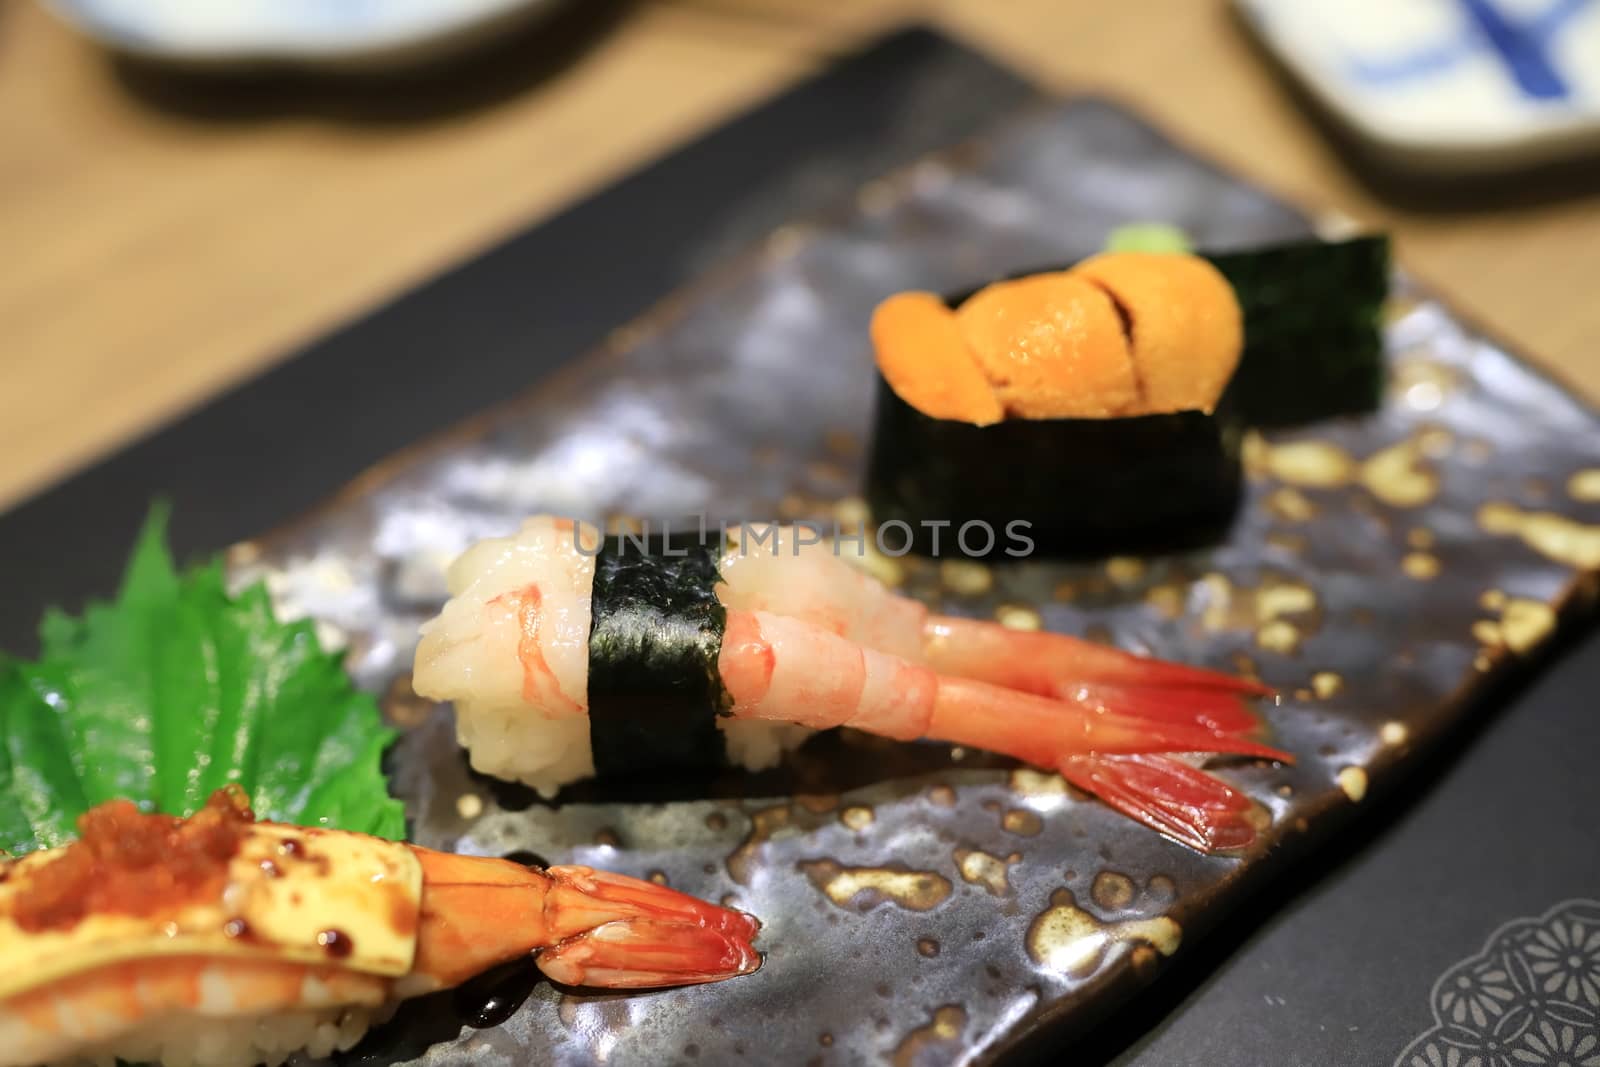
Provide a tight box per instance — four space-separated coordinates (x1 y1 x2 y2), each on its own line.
1398 900 1600 1067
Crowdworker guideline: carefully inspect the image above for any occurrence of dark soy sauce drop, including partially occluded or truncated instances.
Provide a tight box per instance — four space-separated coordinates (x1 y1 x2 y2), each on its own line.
501 850 551 870
452 960 544 1029
317 929 354 958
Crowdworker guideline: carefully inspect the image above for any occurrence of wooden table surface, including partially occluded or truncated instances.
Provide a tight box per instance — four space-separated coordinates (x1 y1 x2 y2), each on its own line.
4 0 1598 512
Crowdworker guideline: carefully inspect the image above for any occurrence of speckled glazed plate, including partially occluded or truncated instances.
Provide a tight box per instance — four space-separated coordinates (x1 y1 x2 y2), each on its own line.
228 100 1600 1065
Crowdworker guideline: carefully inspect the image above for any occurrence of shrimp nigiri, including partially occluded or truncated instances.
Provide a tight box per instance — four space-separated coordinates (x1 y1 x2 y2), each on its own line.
413 517 1290 853
0 787 760 1067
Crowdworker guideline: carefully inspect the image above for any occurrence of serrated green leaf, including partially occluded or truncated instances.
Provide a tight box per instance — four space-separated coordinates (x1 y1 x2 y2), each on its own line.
0 507 405 854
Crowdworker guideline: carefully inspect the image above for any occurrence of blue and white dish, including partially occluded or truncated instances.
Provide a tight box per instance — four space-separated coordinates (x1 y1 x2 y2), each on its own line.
1235 0 1600 172
45 0 567 69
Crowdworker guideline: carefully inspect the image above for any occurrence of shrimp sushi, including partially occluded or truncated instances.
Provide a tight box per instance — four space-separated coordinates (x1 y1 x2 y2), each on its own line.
413 517 1291 853
0 787 760 1067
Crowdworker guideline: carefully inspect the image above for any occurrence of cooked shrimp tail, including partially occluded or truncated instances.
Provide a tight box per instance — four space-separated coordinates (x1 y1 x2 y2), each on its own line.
410 849 760 991
1060 754 1259 853
534 866 762 989
923 615 1273 697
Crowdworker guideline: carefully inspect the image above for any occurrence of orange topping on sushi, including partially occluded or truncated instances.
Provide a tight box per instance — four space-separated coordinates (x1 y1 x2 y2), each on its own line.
1073 251 1242 414
871 291 1004 425
870 252 1243 423
955 272 1138 419
5 787 253 933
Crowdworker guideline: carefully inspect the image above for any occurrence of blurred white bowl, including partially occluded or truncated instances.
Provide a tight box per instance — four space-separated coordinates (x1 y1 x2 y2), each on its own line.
44 0 570 70
1235 0 1600 174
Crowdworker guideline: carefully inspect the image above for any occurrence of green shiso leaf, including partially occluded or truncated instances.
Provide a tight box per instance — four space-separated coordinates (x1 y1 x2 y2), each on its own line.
0 506 404 855
1105 222 1193 254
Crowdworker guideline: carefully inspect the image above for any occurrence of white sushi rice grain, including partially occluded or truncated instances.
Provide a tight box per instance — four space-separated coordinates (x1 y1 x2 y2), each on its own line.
52 1003 392 1067
455 700 595 797
720 720 812 771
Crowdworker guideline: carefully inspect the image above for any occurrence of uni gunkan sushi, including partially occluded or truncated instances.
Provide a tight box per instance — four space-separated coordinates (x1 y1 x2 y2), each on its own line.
0 786 759 1067
412 517 1290 853
864 235 1391 557
865 250 1249 557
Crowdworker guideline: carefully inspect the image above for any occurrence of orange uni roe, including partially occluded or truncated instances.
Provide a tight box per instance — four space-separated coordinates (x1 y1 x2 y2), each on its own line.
871 291 1005 425
954 272 1138 419
6 787 254 933
867 252 1243 424
1071 251 1242 414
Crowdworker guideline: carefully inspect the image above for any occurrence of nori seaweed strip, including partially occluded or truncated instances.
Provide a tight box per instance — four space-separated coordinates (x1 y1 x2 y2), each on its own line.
587 532 730 777
866 377 1243 559
1206 234 1390 426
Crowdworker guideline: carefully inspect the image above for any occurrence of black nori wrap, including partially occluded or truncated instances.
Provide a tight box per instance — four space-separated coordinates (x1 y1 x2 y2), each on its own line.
1207 234 1390 426
587 533 730 777
866 376 1243 559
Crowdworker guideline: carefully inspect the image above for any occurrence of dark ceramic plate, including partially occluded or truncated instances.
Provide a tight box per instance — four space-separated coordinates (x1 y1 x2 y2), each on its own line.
198 90 1600 1065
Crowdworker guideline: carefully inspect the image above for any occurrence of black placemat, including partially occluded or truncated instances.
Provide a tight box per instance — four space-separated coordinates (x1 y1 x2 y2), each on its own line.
2 27 1594 1067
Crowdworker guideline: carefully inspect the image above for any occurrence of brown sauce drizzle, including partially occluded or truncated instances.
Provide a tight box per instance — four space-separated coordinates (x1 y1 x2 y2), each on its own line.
381 879 418 938
317 928 354 958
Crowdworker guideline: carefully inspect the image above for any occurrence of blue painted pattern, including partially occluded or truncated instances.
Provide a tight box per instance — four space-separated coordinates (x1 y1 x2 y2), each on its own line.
1344 0 1591 101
